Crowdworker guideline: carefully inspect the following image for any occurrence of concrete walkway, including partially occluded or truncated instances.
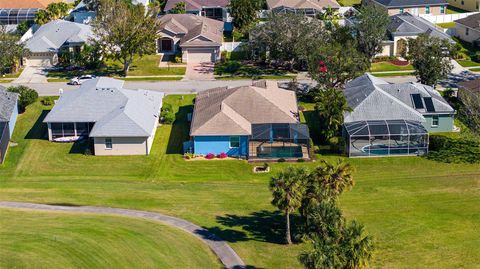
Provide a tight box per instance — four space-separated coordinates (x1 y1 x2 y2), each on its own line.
0 201 246 269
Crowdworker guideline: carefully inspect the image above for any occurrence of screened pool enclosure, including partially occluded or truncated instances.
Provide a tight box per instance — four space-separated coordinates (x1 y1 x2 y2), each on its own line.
248 123 311 160
0 9 38 24
344 120 429 157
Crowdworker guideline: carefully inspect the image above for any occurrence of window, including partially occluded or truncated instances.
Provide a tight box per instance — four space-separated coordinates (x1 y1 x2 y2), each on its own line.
466 27 469 36
399 7 404 13
462 0 464 5
440 5 445 13
432 116 439 127
477 1 479 9
105 138 113 149
230 136 240 148
425 6 430 14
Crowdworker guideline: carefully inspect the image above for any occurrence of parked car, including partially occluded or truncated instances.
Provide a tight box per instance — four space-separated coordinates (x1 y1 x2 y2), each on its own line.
69 75 96 85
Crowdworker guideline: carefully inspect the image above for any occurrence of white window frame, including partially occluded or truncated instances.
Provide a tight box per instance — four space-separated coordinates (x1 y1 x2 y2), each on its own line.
105 137 113 149
432 116 439 127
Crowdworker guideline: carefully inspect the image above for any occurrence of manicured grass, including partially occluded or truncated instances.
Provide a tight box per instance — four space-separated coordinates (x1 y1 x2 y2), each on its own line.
215 75 297 80
457 59 480 67
372 71 414 77
337 0 361 6
437 22 456 29
469 67 480 72
0 96 480 268
47 78 70 82
370 61 414 72
121 77 183 81
447 6 469 14
215 60 291 77
0 209 221 269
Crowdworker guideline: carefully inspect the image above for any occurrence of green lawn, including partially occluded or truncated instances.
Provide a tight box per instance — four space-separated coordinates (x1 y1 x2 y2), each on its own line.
437 22 456 29
370 61 414 72
0 96 479 268
0 209 221 269
372 71 415 77
457 59 480 67
337 0 361 6
47 55 185 79
215 60 291 77
1 68 24 78
447 6 469 14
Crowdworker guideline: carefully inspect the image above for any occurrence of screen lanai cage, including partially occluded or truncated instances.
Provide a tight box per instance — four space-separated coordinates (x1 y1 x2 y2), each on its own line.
344 120 429 157
248 123 311 160
0 9 38 25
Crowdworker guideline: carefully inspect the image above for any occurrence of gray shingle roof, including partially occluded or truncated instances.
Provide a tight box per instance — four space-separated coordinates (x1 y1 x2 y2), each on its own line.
344 74 425 123
164 0 230 11
267 0 340 10
25 20 94 53
43 77 164 137
388 13 453 42
455 13 480 31
190 81 299 136
372 0 446 7
0 86 19 122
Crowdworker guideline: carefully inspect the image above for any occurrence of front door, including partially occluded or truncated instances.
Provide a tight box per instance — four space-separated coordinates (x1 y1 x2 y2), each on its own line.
161 39 173 52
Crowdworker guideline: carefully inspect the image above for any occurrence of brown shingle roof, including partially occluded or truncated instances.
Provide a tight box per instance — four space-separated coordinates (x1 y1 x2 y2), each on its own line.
190 81 300 136
0 0 63 9
455 13 480 31
267 0 340 10
157 14 223 47
458 79 480 93
164 0 230 11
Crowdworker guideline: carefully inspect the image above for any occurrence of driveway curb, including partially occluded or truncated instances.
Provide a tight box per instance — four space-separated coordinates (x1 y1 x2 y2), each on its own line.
0 201 246 269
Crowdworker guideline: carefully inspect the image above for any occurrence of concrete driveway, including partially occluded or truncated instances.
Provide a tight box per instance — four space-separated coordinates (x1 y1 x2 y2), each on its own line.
183 62 215 81
13 66 49 84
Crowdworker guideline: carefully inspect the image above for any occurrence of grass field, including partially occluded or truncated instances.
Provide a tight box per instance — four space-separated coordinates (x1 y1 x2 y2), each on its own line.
372 71 415 77
0 209 221 269
370 62 414 72
1 96 479 268
437 22 456 29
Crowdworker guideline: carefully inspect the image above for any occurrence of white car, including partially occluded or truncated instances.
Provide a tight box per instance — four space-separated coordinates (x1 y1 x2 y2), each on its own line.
69 75 96 85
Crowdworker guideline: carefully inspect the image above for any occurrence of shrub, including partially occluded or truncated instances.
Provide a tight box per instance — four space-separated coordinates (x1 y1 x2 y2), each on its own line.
205 153 215 159
217 152 228 158
426 135 480 163
184 152 195 159
161 111 175 124
263 162 269 169
7 85 38 112
471 51 480 63
41 97 54 106
297 158 305 162
174 51 182 63
278 158 286 162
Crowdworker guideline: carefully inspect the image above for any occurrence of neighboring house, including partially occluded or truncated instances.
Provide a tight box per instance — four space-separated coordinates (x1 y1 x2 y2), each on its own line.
448 0 479 12
43 77 164 156
455 13 480 45
70 1 96 24
378 12 454 57
362 0 448 15
188 80 311 160
0 86 19 163
266 0 341 17
164 0 231 22
22 20 94 67
342 74 454 157
0 0 64 24
157 14 224 63
457 78 480 101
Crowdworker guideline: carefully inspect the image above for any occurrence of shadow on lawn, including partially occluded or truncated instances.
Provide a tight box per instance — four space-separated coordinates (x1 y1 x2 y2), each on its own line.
25 110 49 140
166 105 193 154
203 210 302 245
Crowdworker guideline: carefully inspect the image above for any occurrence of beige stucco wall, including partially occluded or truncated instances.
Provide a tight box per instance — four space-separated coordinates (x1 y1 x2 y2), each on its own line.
448 0 478 11
93 137 149 156
387 5 444 15
377 42 395 56
455 23 480 43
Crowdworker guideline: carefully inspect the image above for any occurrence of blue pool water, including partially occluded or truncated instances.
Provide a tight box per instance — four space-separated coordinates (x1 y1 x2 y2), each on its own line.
256 146 303 158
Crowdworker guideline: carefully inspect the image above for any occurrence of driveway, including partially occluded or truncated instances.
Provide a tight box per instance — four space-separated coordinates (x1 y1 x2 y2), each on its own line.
13 66 49 84
184 62 215 81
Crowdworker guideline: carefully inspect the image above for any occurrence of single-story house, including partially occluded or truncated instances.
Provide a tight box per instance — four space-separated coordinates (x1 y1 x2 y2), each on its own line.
0 0 63 24
189 80 311 160
164 0 231 22
157 14 224 63
266 0 341 17
43 77 164 156
454 13 480 45
0 86 19 163
362 0 448 15
378 12 454 57
342 74 455 157
22 20 94 67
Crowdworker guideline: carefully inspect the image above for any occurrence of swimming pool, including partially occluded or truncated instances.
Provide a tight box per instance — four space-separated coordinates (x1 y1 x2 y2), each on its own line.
256 146 303 158
362 144 409 155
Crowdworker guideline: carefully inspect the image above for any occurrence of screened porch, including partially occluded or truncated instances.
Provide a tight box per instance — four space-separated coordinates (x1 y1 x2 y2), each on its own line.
248 123 311 160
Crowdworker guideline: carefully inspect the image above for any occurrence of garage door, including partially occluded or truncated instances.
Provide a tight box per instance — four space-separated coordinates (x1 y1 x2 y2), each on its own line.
25 54 54 67
186 48 214 63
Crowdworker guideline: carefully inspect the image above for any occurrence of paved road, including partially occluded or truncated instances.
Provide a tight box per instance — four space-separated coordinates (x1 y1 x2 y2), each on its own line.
1 77 419 96
0 201 246 269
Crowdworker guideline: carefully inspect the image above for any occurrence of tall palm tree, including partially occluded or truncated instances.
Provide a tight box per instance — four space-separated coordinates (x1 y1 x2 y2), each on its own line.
311 160 354 198
269 166 308 244
314 88 352 142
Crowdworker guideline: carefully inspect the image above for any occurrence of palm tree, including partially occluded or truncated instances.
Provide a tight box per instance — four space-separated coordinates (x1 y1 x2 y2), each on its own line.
269 166 308 244
341 221 374 269
314 88 352 142
311 160 354 198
